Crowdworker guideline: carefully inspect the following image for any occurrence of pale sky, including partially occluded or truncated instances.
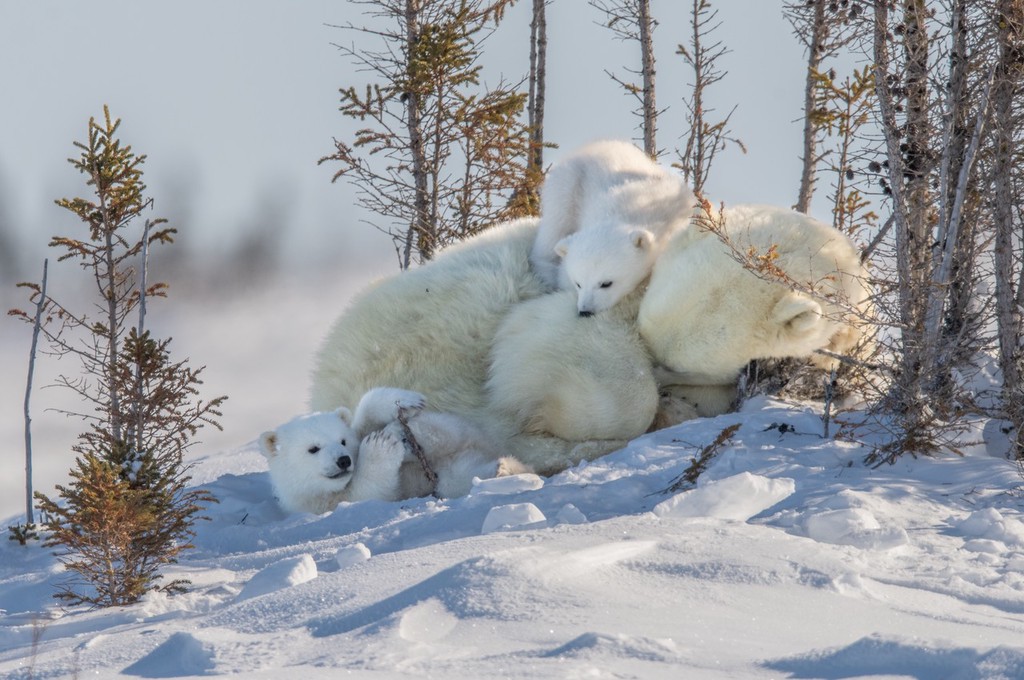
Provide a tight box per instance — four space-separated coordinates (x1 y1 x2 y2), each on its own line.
0 0 821 281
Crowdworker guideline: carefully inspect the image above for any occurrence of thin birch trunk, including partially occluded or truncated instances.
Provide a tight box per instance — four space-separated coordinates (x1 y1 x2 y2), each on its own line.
992 0 1024 455
134 220 152 454
405 0 429 269
922 71 993 357
873 0 930 425
795 0 826 214
638 0 657 157
23 259 48 526
528 0 547 172
686 0 707 194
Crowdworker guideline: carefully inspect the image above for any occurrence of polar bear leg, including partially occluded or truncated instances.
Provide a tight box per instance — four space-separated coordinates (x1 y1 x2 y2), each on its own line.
506 433 628 477
351 387 426 437
530 157 586 289
435 452 535 498
345 425 408 502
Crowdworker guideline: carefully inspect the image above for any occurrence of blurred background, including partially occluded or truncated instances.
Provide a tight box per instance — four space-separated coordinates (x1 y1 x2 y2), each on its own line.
0 1 817 520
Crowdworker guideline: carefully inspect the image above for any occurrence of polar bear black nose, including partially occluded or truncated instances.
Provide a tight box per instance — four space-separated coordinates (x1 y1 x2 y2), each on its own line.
578 310 594 318
336 455 352 471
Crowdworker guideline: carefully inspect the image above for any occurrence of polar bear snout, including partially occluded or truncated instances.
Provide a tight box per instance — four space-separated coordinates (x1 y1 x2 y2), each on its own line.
322 453 353 480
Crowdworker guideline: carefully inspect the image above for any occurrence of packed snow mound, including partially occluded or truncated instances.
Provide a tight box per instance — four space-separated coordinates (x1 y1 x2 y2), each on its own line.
335 542 372 569
954 507 1024 548
803 508 909 550
481 502 547 533
765 633 1024 679
122 632 216 677
653 471 795 521
236 554 318 602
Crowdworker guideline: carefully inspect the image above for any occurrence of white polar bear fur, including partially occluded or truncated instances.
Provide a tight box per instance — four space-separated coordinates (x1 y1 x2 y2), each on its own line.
486 286 658 445
311 218 547 416
310 207 867 476
638 203 871 388
530 139 697 316
262 387 531 513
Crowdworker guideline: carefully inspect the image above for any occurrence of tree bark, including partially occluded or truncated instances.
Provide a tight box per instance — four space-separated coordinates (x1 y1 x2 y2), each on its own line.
795 0 826 214
638 0 657 157
528 0 547 171
992 0 1024 455
405 0 430 268
23 259 48 526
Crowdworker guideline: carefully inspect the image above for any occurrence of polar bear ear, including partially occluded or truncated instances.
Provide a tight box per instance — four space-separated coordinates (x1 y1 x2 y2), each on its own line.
629 229 654 250
772 292 823 337
258 431 279 458
554 235 573 259
334 407 353 424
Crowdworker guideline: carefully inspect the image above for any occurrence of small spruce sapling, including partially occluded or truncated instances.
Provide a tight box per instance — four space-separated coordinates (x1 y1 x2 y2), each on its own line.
11 107 225 607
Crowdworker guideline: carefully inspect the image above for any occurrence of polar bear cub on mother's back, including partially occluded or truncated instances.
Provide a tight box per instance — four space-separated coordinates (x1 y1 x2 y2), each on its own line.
530 140 697 316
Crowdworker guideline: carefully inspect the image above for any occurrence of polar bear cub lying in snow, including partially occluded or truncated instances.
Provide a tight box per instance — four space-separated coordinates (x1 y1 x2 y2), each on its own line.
530 139 697 316
260 387 531 514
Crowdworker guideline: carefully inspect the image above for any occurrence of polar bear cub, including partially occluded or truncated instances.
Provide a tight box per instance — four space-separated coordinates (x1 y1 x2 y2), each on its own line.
259 387 531 514
530 140 697 316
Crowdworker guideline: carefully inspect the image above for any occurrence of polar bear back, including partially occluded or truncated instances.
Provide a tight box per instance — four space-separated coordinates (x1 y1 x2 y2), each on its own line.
310 218 548 415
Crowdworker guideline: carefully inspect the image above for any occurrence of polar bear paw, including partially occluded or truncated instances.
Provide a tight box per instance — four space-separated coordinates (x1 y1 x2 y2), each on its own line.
391 389 427 416
353 387 427 435
494 456 534 478
360 424 409 468
371 387 426 419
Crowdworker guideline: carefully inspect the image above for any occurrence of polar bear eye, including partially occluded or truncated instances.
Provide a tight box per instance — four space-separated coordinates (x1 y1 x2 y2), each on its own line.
600 281 613 289
575 282 581 289
340 439 347 446
308 445 320 454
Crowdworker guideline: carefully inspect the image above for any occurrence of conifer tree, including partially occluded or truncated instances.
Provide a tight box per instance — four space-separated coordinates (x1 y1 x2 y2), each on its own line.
10 107 224 606
321 0 533 269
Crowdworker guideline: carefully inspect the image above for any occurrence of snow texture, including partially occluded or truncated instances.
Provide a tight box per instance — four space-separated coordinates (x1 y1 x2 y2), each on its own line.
3 396 1024 679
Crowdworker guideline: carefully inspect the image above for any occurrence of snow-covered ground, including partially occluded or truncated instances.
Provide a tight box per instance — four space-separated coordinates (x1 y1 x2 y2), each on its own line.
3 383 1024 677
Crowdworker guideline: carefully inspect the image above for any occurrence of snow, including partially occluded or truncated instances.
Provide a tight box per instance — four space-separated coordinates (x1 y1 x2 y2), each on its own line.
652 471 796 521
3 394 1024 679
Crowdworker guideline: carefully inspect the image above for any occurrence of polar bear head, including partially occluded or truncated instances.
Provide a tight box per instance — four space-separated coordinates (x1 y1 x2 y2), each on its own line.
638 205 869 385
259 408 360 513
555 226 655 317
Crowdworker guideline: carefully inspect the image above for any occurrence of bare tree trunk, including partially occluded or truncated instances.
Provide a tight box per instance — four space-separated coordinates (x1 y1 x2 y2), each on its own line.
638 0 657 157
133 219 152 454
872 0 932 433
677 0 742 197
924 68 993 366
23 259 48 526
993 0 1024 456
528 0 547 172
795 0 826 214
95 169 124 443
405 0 430 269
685 0 708 194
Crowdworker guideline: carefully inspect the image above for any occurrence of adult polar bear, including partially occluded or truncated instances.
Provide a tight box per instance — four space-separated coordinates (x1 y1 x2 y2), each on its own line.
310 205 869 475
